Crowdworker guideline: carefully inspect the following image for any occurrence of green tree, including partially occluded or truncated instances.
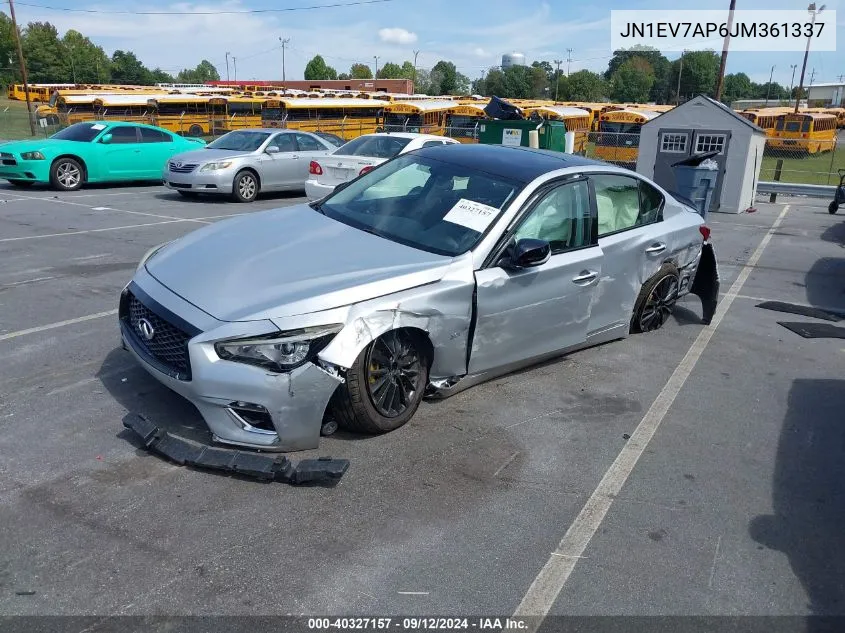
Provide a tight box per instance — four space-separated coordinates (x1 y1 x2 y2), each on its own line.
63 30 110 83
0 12 19 86
610 56 654 103
150 67 174 83
753 81 788 102
303 55 337 80
400 61 415 80
377 61 403 79
528 64 549 98
176 59 220 83
111 50 153 84
337 72 351 80
670 50 719 101
429 60 468 95
350 63 372 79
532 60 554 84
559 70 608 101
22 22 66 82
413 68 433 94
606 46 670 102
721 72 753 105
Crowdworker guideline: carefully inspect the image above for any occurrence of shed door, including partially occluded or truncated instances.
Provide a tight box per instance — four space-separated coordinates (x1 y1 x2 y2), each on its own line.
653 128 731 212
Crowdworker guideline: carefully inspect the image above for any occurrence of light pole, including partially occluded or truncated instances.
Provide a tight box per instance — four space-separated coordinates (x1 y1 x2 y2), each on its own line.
789 63 797 101
566 48 573 77
279 37 290 83
676 50 685 105
233 56 237 82
553 59 562 101
794 2 825 113
373 55 379 90
714 0 737 102
764 65 775 105
225 52 230 82
412 49 420 92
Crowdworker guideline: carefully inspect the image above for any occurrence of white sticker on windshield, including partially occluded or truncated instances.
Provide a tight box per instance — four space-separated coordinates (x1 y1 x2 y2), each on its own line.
442 198 499 233
91 124 106 130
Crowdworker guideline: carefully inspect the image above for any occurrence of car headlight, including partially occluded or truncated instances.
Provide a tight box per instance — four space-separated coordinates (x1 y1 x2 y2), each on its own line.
20 151 45 160
215 325 343 372
137 241 173 272
200 161 233 172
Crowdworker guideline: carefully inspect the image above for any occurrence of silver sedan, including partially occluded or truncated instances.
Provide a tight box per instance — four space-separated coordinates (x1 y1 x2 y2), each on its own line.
123 144 719 452
162 129 335 202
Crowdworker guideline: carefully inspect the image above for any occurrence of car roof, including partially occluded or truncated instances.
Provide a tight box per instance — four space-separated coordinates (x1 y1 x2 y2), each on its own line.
413 144 604 183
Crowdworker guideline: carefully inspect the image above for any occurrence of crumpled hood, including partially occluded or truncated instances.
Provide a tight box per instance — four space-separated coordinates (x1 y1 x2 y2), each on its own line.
145 204 453 321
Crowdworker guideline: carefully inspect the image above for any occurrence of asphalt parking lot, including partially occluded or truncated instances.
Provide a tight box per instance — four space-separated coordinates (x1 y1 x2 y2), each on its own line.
0 182 843 621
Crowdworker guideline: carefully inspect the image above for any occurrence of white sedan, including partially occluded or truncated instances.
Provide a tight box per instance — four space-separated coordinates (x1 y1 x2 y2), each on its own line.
305 132 458 200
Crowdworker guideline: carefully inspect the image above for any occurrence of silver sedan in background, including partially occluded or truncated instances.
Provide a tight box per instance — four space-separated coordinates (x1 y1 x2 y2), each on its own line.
163 129 336 202
124 144 719 452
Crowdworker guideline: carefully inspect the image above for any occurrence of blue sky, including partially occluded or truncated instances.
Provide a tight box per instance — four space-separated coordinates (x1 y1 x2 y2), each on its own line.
12 0 845 86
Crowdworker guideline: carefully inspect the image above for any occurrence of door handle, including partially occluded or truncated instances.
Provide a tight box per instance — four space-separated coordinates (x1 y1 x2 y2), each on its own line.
572 270 598 284
291 155 300 159
645 242 667 254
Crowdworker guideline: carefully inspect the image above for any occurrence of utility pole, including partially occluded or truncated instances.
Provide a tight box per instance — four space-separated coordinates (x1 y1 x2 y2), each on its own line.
765 65 775 105
8 0 35 136
373 55 379 90
713 0 737 102
565 48 573 77
279 37 290 83
676 50 685 105
412 50 420 92
809 67 817 86
233 56 237 82
794 2 825 113
789 64 797 100
553 59 562 101
225 52 230 82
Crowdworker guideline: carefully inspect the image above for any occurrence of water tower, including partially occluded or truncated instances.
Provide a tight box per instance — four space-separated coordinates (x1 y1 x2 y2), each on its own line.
501 52 526 69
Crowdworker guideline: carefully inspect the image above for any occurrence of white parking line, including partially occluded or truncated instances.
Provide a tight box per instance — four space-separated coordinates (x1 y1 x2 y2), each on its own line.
512 204 792 627
0 309 118 342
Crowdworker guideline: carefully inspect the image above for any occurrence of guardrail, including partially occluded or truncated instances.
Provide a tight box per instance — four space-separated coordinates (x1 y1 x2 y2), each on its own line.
756 181 837 198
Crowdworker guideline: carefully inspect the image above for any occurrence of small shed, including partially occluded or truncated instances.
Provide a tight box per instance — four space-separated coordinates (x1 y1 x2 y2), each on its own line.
636 94 767 214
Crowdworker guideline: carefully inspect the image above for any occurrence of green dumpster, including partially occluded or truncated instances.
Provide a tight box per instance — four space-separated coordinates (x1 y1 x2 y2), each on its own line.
478 119 567 152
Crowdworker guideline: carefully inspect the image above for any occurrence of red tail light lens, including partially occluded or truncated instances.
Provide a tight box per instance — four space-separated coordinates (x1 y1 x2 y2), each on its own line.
309 161 322 175
699 225 711 241
359 166 374 176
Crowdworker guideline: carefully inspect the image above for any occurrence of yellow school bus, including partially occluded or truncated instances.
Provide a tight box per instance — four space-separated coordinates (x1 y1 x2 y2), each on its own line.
93 95 154 124
54 94 102 124
594 108 659 166
260 97 389 140
147 95 225 136
738 108 792 137
382 100 456 135
820 107 845 128
521 105 592 153
445 103 487 143
769 112 837 153
208 96 266 133
7 83 77 102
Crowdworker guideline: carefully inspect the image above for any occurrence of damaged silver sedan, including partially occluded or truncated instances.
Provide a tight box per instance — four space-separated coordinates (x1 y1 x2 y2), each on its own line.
119 144 718 452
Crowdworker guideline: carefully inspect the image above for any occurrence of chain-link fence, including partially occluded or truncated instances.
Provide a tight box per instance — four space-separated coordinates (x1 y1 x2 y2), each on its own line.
758 137 845 186
582 132 641 169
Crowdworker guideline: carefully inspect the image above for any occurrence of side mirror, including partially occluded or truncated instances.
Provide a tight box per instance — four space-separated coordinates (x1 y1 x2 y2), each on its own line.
265 145 280 154
100 133 113 144
508 238 551 268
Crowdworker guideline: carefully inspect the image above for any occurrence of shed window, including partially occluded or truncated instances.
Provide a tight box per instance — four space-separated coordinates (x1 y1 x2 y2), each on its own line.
695 134 726 154
660 133 687 153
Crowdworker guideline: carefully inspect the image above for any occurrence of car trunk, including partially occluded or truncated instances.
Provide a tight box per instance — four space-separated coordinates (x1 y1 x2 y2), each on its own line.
313 155 386 187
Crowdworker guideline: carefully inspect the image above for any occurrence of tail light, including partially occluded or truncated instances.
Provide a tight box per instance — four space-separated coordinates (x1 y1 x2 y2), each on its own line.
359 165 374 176
309 161 322 175
699 225 711 241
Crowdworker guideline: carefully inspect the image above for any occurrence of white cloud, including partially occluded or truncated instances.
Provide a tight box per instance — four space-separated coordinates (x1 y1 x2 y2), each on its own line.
473 47 487 57
378 28 418 45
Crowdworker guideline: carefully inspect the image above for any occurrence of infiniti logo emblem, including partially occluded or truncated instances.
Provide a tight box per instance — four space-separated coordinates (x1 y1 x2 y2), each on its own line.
137 318 155 341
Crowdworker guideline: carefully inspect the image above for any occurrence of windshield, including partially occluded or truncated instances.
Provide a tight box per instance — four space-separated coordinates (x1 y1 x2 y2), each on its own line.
599 121 642 134
50 122 105 142
334 135 413 159
318 154 521 257
207 131 270 151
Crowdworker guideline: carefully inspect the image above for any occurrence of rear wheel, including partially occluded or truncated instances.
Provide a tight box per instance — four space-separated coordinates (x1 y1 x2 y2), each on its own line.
49 157 83 191
187 124 203 137
7 179 34 187
631 264 680 333
829 201 839 215
231 170 259 203
331 329 429 434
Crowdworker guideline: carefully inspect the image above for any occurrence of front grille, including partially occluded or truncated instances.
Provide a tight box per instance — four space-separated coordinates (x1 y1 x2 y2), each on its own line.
125 292 192 378
1 152 17 166
168 162 198 173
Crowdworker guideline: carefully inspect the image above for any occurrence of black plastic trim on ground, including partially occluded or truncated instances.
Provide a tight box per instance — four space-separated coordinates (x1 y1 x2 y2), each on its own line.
123 414 349 485
757 300 844 322
777 321 845 339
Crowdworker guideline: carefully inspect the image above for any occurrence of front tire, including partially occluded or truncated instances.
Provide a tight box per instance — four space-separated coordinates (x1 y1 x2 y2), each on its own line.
331 330 429 434
231 170 259 203
631 264 680 333
49 157 83 191
829 201 839 215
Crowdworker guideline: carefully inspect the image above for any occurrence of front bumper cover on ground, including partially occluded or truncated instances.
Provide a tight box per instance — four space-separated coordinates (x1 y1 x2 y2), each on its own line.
124 414 349 485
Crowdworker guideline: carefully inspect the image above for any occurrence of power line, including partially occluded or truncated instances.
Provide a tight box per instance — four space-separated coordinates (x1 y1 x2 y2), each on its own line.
10 0 397 15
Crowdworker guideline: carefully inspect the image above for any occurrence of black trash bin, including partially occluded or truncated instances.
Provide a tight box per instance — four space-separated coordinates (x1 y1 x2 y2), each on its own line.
672 150 719 218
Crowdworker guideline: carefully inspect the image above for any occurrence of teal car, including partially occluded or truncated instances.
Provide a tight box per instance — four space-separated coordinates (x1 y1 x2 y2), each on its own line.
0 121 206 191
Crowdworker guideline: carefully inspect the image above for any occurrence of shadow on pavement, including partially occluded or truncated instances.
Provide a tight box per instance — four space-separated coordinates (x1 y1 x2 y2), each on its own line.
804 257 845 314
749 379 845 623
